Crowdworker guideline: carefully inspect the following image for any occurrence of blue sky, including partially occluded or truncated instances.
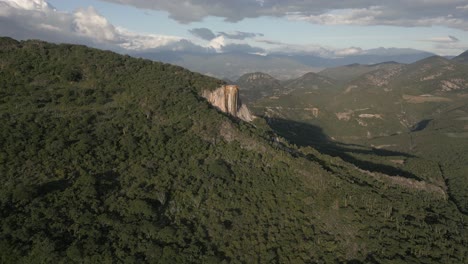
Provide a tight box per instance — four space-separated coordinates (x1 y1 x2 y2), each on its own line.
1 0 468 56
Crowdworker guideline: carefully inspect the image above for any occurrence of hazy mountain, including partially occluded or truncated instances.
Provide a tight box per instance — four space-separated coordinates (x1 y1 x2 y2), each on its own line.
283 49 434 68
134 51 318 80
319 62 404 83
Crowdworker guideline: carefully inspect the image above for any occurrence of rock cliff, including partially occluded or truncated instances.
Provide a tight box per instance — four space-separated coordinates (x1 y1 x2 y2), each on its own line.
203 85 254 122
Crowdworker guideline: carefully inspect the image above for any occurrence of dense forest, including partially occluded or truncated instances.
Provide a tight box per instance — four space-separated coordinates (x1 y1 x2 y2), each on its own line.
0 37 467 263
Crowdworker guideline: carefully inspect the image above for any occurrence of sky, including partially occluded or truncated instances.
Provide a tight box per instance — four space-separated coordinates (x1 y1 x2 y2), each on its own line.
0 0 468 57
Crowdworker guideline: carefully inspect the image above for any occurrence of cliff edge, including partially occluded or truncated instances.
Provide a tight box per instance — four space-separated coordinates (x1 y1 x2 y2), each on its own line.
203 85 254 122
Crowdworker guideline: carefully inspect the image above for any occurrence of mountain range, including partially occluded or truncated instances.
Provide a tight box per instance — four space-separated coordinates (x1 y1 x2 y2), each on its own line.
251 51 468 217
134 48 435 81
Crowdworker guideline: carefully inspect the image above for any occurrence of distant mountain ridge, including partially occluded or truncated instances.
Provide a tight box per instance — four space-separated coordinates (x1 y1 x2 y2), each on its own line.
319 62 404 83
238 49 468 103
249 52 468 144
134 48 436 80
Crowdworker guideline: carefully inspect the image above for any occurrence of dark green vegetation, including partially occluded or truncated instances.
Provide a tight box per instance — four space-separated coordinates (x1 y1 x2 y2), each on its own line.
0 37 467 263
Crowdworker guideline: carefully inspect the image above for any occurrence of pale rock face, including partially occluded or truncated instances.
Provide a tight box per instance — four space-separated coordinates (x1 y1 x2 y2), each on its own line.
203 85 254 122
224 85 238 116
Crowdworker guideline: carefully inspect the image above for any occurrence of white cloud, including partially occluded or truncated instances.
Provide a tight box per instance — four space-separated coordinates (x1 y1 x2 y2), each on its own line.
2 0 51 10
99 0 468 30
287 7 384 26
0 0 267 54
334 47 364 56
73 7 117 42
117 27 182 50
0 0 189 51
37 23 60 31
1 0 464 57
267 42 336 57
287 6 468 30
208 35 226 52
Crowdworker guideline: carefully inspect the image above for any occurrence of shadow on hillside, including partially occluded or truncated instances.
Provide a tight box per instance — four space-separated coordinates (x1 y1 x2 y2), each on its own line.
266 118 421 181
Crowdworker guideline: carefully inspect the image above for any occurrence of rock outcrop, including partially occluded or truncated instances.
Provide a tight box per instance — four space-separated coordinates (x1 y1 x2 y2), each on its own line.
203 85 254 122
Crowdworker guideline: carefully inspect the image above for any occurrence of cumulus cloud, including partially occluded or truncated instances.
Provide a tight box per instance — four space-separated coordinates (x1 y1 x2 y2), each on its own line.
73 7 118 42
3 0 459 57
188 27 266 54
286 6 384 26
0 0 268 55
3 0 52 10
286 6 468 30
98 0 266 23
99 0 468 30
207 35 226 51
201 34 265 54
117 27 183 50
0 0 198 52
0 0 87 45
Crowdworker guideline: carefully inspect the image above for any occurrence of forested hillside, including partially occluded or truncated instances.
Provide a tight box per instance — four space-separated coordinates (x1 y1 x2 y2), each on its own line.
0 37 467 263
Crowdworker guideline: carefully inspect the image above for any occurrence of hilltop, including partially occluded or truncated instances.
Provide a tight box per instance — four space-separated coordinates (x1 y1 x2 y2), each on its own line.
235 72 284 102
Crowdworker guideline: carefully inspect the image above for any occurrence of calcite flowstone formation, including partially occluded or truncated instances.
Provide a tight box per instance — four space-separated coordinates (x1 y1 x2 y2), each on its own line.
203 85 254 122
